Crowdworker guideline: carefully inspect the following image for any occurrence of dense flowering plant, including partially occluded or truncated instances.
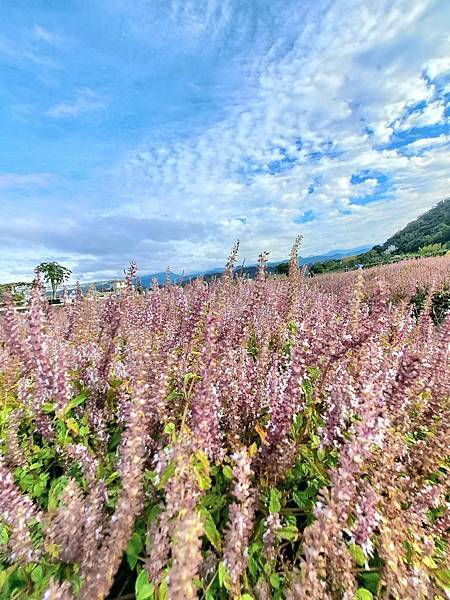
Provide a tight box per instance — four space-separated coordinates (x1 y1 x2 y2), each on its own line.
0 248 449 599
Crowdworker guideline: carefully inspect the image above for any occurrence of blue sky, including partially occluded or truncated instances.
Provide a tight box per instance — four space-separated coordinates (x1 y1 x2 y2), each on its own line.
1 0 450 282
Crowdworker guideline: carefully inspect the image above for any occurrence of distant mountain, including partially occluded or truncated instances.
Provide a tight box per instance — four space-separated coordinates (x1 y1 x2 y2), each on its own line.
71 202 450 294
381 198 450 254
184 245 374 282
187 266 224 278
298 245 373 265
191 245 373 279
138 271 183 287
305 199 450 274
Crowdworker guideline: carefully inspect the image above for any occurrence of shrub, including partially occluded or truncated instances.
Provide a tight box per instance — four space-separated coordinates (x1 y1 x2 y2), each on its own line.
0 252 449 599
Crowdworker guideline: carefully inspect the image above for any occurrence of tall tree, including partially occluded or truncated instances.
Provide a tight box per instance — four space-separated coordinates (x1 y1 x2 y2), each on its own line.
35 262 72 300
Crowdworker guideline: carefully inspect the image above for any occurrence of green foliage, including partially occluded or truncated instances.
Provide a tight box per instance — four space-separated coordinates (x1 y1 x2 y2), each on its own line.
12 292 25 305
306 199 450 274
269 488 281 513
0 384 116 598
1 268 448 600
348 544 366 567
382 198 450 254
127 531 144 570
419 242 446 256
411 285 450 325
35 261 72 300
0 282 31 305
275 262 289 275
135 570 154 599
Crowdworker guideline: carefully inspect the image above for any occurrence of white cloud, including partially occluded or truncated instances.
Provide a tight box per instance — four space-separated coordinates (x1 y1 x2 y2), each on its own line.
33 25 60 45
100 0 449 269
0 34 58 68
399 101 446 130
0 173 54 189
46 89 106 119
405 134 450 152
425 56 450 80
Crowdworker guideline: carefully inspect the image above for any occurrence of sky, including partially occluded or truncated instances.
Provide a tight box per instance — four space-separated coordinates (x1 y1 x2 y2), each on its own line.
1 0 450 283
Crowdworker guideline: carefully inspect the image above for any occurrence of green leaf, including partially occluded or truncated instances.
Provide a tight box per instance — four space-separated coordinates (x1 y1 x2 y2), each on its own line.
200 490 226 513
183 372 200 391
248 555 258 579
0 569 7 592
423 556 437 569
166 389 181 403
65 417 79 436
194 450 209 471
309 434 320 449
349 543 366 567
192 451 211 491
435 568 450 587
127 532 143 569
200 509 222 551
285 512 296 526
317 447 326 462
108 428 122 451
157 461 176 490
11 566 28 587
218 561 231 590
292 490 309 508
30 565 43 584
222 465 233 480
65 391 88 412
33 479 47 498
241 595 254 600
193 577 202 590
354 588 373 600
288 321 298 334
163 422 175 436
48 476 69 510
269 488 281 514
158 578 168 600
276 524 298 542
0 565 16 592
0 525 9 545
135 570 154 600
270 573 281 589
359 571 381 595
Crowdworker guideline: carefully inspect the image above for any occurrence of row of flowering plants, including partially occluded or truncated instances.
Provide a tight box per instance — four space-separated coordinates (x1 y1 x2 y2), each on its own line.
0 243 449 599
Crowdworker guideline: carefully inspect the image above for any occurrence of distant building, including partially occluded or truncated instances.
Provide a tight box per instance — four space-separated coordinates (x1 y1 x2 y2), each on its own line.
112 280 127 293
42 278 128 298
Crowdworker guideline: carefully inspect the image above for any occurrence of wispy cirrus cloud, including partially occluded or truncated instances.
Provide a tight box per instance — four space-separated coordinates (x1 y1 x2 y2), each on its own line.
0 34 58 68
0 172 54 189
33 25 61 46
46 88 107 119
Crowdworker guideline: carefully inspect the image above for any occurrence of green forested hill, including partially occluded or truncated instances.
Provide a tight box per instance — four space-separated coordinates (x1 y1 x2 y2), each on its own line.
307 198 450 274
382 198 450 254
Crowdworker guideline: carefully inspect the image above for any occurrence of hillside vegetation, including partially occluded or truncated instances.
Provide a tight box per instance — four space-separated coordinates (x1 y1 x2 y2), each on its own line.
305 199 450 274
382 198 450 254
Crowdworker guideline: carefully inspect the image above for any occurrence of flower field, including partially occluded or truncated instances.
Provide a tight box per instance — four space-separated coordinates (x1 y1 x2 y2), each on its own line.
0 246 449 600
